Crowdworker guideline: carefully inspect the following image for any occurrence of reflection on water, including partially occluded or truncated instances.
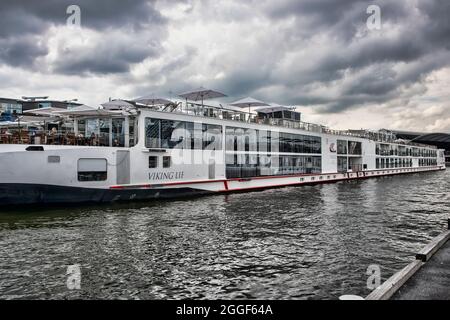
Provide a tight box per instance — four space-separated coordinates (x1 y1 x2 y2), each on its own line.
0 170 448 299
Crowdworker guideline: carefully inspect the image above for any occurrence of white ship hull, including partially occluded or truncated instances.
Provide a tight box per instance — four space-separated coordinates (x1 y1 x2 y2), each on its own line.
0 165 444 206
0 108 446 206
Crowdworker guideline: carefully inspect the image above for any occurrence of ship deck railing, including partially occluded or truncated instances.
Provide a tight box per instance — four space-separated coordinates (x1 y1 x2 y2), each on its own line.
0 102 438 150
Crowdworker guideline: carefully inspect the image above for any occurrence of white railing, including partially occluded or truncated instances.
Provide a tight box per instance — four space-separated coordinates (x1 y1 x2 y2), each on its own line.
152 102 438 149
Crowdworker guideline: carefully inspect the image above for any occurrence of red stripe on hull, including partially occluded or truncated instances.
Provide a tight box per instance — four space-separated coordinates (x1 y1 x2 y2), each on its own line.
109 166 444 190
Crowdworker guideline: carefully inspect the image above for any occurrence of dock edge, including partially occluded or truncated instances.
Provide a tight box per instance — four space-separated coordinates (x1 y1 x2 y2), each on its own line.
366 218 450 300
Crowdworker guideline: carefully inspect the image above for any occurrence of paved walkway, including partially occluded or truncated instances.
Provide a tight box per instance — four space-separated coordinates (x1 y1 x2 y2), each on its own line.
392 240 450 300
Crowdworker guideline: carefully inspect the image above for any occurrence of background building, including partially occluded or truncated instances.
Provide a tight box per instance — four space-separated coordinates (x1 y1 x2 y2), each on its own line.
0 97 82 115
0 97 23 114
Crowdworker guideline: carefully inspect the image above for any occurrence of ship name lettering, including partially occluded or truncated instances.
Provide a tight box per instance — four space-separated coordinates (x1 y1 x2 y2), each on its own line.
149 171 184 180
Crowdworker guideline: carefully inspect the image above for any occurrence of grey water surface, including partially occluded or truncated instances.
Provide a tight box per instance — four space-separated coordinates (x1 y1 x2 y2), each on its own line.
0 170 448 299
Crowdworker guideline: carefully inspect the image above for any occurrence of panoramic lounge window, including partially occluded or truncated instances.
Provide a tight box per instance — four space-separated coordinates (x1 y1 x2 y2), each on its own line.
348 141 362 155
77 158 107 181
146 117 199 150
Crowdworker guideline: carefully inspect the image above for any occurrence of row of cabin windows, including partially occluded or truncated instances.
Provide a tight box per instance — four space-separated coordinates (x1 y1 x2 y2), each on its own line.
376 158 413 169
149 156 171 169
375 158 438 169
375 144 437 157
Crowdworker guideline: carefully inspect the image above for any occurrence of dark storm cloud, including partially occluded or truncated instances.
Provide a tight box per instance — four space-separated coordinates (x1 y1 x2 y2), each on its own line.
263 0 411 42
0 0 168 72
0 0 165 33
419 0 450 49
0 36 49 67
248 0 450 112
0 0 449 117
214 69 273 99
53 40 160 75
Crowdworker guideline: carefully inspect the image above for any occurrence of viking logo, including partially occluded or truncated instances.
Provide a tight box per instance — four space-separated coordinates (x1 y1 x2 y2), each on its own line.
329 143 337 153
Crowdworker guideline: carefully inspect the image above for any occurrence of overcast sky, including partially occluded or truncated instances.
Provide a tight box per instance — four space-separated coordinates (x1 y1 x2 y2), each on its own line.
0 0 449 131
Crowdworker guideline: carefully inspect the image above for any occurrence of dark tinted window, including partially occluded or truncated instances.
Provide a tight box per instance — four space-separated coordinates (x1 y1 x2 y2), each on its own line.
149 156 158 168
163 156 171 168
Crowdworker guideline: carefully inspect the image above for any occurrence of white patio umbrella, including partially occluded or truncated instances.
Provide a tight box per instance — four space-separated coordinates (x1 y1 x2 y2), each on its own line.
101 100 135 110
230 97 270 121
132 94 173 106
178 87 227 107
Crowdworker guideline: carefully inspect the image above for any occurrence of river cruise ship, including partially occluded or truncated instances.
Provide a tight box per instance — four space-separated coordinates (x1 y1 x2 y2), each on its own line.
0 90 446 206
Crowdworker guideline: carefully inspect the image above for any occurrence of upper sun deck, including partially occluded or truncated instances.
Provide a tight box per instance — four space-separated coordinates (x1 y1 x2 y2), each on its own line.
143 100 438 150
0 97 438 150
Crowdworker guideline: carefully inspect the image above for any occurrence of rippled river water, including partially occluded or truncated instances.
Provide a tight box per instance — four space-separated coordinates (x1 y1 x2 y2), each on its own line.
0 170 449 299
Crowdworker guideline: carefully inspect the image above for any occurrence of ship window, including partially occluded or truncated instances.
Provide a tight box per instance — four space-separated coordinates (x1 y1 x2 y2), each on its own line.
146 117 221 150
273 111 283 118
149 156 158 168
163 156 171 168
161 120 186 149
278 133 321 154
348 141 362 155
77 158 107 181
337 140 347 154
202 124 223 150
